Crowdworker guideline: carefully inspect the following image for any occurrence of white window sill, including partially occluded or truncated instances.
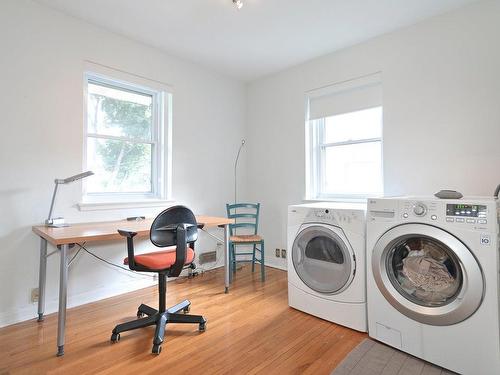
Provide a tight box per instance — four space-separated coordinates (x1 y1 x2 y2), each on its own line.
78 199 175 211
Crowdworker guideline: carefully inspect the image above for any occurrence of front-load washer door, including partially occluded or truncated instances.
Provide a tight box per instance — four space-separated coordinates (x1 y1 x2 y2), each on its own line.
292 224 355 295
372 223 484 326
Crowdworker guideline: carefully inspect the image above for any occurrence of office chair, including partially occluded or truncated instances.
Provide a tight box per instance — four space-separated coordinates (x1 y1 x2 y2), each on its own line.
110 206 207 355
226 203 265 282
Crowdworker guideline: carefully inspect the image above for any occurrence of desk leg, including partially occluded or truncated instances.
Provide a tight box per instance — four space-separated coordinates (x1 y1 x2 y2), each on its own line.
56 244 69 356
37 238 48 322
224 224 230 293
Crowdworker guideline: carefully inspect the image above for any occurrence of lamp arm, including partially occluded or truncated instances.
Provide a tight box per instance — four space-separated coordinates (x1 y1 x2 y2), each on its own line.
46 182 60 223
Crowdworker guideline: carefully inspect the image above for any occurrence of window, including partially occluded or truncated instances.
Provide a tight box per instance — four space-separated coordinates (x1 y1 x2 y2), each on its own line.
83 71 171 203
306 74 383 200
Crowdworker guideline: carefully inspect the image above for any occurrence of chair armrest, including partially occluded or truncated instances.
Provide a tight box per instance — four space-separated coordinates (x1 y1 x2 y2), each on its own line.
168 224 189 277
118 229 137 238
118 229 138 269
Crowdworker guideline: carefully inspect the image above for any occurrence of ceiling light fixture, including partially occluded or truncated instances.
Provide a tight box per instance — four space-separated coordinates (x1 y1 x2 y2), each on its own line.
233 0 243 10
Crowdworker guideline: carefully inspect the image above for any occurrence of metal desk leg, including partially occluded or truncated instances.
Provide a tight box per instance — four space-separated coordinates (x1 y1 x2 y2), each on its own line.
224 224 230 293
56 244 69 356
37 238 48 322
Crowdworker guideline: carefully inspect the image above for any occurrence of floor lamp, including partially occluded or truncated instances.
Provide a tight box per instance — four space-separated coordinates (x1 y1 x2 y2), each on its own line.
234 139 245 205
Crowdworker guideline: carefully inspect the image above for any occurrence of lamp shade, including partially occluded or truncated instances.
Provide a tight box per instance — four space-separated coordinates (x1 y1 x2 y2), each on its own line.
57 171 94 184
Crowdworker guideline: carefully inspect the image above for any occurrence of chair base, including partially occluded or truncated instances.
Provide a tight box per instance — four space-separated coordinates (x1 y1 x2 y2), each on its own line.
111 300 206 355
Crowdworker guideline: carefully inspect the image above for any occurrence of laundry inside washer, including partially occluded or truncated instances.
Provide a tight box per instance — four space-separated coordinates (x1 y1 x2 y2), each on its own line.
389 238 461 305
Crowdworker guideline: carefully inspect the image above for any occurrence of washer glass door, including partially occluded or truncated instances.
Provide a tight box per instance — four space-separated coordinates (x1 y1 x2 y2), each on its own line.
372 223 484 325
292 225 354 294
387 237 462 307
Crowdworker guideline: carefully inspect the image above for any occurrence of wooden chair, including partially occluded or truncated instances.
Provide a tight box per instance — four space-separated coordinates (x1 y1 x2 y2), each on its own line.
226 203 265 282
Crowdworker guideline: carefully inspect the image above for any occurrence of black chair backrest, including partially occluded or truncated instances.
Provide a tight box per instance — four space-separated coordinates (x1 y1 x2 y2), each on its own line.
150 205 198 247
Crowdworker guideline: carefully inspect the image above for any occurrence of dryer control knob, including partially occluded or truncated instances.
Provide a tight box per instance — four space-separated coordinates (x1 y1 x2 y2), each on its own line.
413 203 427 216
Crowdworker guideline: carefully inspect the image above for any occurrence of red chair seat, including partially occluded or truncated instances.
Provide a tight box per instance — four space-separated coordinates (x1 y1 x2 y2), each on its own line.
124 246 195 270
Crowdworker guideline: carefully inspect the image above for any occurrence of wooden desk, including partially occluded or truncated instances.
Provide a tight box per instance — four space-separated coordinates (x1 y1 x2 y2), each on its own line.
32 216 233 356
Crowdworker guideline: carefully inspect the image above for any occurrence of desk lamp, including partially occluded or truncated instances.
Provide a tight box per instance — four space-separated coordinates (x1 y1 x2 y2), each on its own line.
45 171 94 226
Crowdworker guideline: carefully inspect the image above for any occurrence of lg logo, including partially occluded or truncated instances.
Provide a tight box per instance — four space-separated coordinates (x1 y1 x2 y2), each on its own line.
480 234 491 245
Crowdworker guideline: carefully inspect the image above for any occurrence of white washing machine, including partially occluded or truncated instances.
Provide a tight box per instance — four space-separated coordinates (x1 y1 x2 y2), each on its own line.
366 196 500 374
287 202 367 332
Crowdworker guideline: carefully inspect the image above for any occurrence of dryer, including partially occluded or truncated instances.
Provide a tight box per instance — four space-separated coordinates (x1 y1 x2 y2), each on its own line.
288 202 367 332
366 197 500 374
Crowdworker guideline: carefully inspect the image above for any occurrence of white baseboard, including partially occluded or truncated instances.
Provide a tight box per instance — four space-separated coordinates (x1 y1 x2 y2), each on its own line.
0 277 156 328
264 257 288 271
265 261 287 271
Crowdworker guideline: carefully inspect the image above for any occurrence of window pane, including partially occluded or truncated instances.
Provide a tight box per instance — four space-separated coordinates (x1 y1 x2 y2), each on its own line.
324 106 382 143
323 141 382 195
87 82 153 141
86 137 152 193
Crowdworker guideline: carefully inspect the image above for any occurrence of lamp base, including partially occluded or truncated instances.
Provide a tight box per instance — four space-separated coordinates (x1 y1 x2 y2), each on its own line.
45 217 67 227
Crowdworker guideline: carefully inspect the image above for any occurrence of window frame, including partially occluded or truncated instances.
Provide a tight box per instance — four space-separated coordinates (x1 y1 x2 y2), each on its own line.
306 107 384 201
82 68 172 205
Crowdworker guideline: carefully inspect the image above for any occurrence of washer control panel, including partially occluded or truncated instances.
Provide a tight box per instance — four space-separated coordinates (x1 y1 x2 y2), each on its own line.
398 200 491 228
306 208 365 225
413 203 427 217
401 201 437 219
314 209 330 219
369 198 496 232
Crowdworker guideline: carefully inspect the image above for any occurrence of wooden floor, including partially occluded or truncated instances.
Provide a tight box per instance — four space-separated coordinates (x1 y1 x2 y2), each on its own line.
0 266 366 375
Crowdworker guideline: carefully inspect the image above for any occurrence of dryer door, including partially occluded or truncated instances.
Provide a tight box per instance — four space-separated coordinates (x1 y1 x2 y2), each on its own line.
372 223 484 326
292 224 355 294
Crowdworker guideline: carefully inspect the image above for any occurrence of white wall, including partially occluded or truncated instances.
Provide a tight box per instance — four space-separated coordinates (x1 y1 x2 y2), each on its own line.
0 0 246 327
246 0 500 270
3 0 500 327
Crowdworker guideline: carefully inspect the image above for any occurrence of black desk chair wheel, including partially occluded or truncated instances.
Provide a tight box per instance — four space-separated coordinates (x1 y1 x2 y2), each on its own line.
110 205 207 355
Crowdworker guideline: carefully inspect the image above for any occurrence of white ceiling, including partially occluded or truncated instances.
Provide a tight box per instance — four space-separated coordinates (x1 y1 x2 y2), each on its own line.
35 0 479 81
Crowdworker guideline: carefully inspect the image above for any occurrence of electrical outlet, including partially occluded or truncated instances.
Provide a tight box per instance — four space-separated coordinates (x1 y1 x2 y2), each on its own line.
281 249 287 258
31 288 39 303
275 248 280 257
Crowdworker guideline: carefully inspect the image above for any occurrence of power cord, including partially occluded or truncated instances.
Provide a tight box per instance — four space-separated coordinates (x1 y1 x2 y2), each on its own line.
72 227 226 282
76 243 156 280
75 243 199 281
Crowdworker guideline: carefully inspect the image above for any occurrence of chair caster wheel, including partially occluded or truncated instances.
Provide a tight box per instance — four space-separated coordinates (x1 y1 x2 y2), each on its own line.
111 333 120 343
199 321 207 332
183 306 190 314
152 344 162 355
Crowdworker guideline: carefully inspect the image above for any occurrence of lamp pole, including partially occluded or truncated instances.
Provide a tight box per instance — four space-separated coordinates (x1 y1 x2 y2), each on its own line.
46 182 61 224
234 139 245 205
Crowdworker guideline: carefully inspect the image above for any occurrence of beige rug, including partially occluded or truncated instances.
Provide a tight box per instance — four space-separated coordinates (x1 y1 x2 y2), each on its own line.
331 338 458 375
